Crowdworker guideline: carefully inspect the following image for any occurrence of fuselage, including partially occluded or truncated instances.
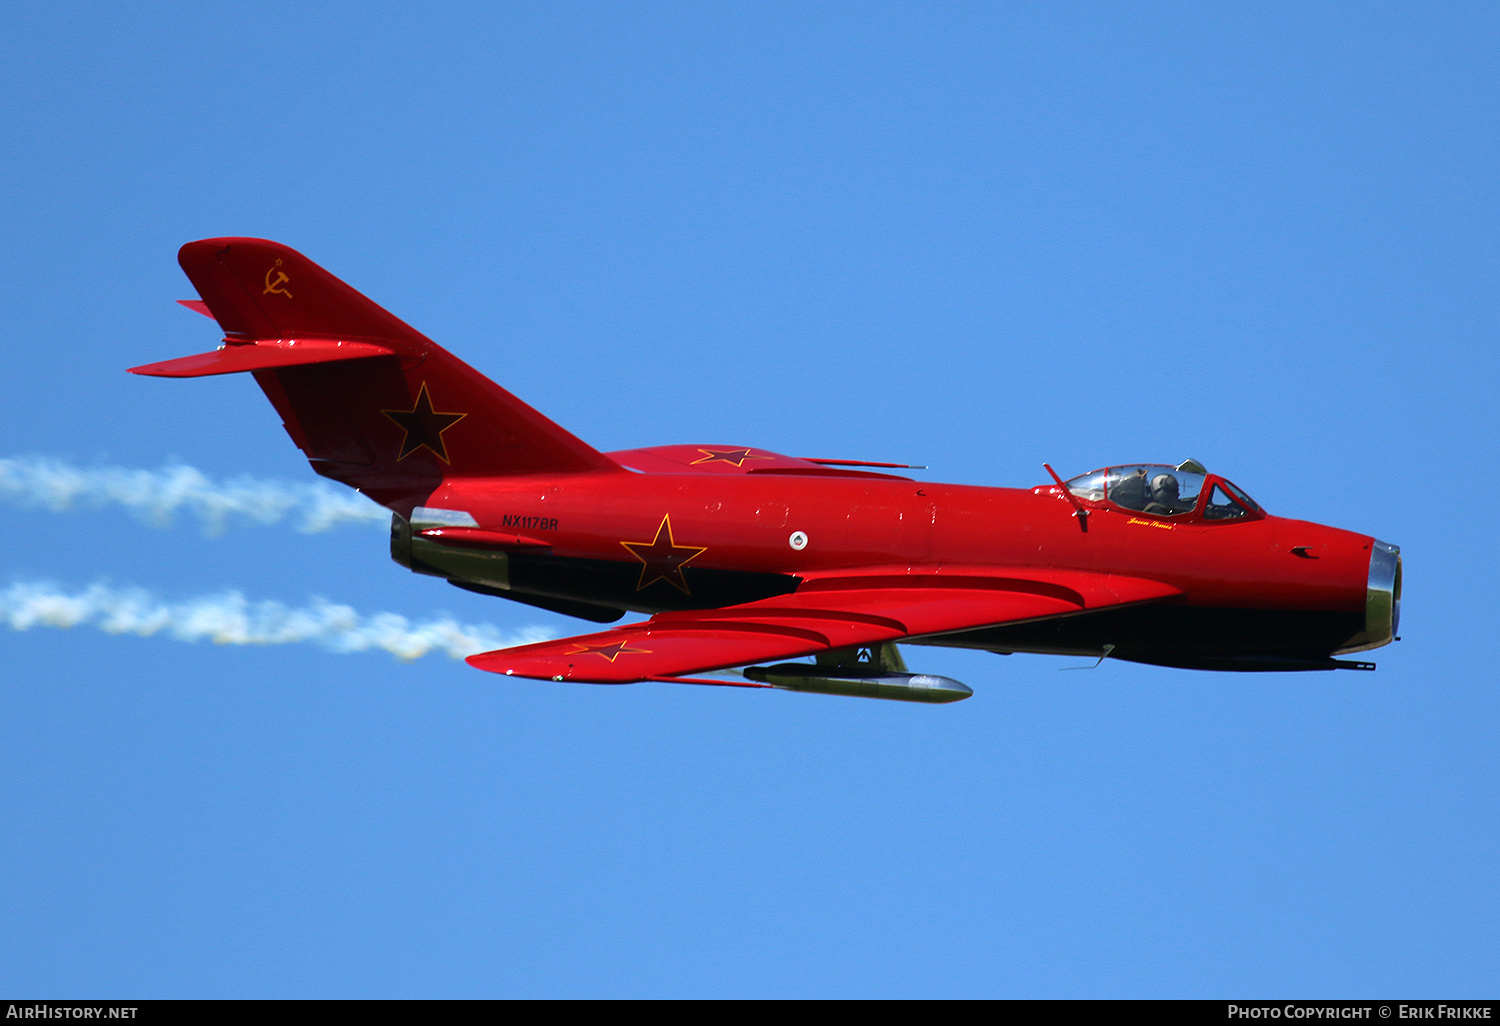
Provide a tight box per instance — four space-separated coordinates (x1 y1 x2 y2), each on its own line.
397 456 1393 671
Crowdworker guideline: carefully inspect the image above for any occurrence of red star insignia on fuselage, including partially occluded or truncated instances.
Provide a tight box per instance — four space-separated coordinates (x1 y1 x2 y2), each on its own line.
620 514 707 593
381 382 466 462
566 638 652 662
690 447 771 467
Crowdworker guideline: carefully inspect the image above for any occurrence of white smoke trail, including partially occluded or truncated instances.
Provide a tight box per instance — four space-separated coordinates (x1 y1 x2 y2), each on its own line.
0 580 552 661
0 456 388 534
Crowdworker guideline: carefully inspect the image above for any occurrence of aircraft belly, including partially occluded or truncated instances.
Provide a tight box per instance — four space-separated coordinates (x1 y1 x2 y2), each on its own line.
911 603 1366 666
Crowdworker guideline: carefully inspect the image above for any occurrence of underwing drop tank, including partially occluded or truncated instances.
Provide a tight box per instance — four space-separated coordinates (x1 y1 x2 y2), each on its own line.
743 663 973 703
743 643 972 703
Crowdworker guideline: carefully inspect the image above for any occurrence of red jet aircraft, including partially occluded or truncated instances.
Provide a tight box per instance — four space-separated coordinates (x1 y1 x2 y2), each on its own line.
131 239 1401 703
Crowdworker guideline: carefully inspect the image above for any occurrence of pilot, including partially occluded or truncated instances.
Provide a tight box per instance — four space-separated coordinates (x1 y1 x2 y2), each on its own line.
1145 473 1186 515
1111 467 1151 511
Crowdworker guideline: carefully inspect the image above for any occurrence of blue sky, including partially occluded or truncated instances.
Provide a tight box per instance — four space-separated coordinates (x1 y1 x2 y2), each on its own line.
1 2 1495 997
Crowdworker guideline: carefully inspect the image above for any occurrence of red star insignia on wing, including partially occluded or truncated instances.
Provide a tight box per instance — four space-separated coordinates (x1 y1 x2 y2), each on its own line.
689 447 771 467
566 638 653 662
381 382 467 462
619 514 707 593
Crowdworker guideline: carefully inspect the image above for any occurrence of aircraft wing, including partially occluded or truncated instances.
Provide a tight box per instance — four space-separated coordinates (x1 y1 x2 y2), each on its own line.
466 567 1182 684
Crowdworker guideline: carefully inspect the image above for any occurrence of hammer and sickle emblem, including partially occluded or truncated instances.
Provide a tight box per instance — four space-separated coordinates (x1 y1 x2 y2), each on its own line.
263 258 293 299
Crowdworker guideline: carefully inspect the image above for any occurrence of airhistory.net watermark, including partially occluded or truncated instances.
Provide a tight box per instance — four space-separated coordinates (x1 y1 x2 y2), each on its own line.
6 1007 137 1019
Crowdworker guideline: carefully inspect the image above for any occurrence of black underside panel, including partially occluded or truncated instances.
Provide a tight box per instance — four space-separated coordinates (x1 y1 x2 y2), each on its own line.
502 553 801 615
910 603 1365 668
448 580 627 623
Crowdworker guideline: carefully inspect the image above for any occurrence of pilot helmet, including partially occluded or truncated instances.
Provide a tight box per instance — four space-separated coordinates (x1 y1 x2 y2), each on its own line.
1151 473 1180 501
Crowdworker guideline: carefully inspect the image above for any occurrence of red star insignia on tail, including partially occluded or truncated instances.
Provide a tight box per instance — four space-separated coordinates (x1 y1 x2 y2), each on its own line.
620 514 707 593
381 382 466 462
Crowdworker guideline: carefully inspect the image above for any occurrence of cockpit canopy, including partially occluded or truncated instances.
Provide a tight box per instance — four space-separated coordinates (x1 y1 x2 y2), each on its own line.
1065 462 1262 520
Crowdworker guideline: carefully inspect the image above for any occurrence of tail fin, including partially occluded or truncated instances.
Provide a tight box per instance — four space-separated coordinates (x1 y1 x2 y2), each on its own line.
131 238 617 512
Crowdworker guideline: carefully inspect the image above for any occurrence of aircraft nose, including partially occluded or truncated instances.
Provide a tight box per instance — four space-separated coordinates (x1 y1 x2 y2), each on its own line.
1338 539 1401 653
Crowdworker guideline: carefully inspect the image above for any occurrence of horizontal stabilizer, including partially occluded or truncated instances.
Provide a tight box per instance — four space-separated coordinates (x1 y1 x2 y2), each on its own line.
128 338 395 378
177 299 215 318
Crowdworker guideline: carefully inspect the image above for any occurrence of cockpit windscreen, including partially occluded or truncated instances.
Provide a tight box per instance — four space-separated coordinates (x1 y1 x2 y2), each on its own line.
1067 465 1205 517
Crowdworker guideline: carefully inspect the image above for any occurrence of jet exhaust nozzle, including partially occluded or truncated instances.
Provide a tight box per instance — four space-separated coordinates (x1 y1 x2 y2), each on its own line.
743 663 973 703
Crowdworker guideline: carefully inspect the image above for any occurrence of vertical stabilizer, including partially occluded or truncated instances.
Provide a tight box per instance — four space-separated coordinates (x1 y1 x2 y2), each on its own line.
133 238 618 514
